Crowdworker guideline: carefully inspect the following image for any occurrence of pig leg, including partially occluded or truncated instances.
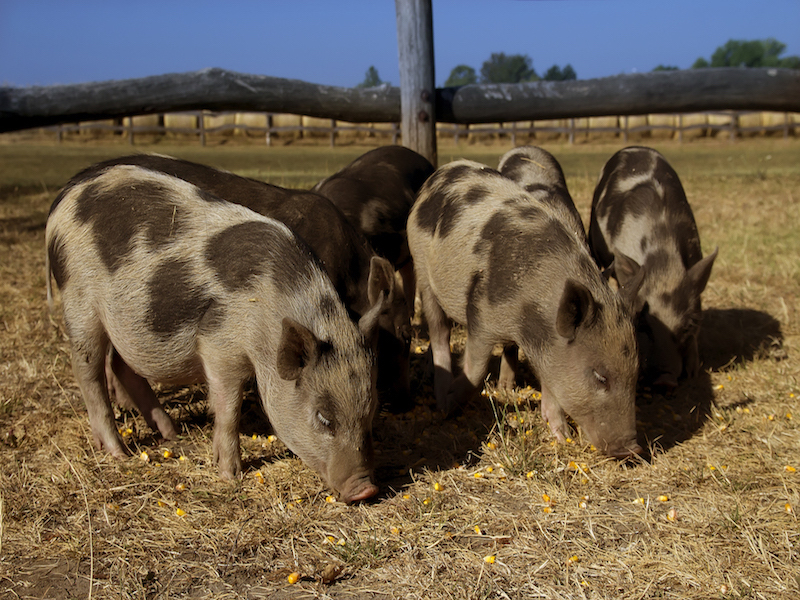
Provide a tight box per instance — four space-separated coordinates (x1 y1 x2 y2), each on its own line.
498 345 519 390
539 383 570 442
446 333 494 414
69 330 129 458
204 363 244 479
107 348 178 440
418 283 453 411
399 261 416 320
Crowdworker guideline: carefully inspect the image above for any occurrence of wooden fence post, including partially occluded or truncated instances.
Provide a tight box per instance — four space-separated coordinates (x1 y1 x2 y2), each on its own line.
395 0 437 167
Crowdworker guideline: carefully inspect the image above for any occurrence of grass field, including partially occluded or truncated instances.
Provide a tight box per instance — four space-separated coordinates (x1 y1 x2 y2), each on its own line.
1 137 798 599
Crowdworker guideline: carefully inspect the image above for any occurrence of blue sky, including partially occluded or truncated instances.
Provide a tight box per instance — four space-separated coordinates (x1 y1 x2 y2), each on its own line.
1 0 798 89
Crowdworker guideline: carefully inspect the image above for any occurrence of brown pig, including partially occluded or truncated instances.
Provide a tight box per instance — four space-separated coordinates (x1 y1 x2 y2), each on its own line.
407 159 642 458
46 165 381 502
589 146 717 389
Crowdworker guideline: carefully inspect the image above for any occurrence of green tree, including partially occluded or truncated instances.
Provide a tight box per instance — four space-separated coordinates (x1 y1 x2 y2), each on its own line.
652 64 679 72
444 64 477 87
693 38 799 69
480 52 538 83
356 66 384 88
543 64 577 81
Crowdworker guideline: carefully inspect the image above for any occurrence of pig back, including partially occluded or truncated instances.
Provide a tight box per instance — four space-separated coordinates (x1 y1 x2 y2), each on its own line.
408 160 601 334
46 164 346 383
590 146 703 270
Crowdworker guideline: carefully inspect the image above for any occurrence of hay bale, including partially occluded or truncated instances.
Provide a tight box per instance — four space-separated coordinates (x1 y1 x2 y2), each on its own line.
588 116 619 141
203 113 235 137
163 113 198 137
270 113 303 140
647 114 675 139
679 113 708 140
738 112 762 138
234 112 268 137
532 119 567 141
623 115 649 140
707 112 734 139
301 115 332 138
761 111 789 136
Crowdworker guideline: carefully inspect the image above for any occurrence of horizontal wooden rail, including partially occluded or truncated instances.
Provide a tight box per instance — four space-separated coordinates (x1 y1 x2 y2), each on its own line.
3 67 800 133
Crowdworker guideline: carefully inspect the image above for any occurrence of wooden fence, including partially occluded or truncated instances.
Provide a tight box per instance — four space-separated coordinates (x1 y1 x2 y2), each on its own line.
43 109 799 146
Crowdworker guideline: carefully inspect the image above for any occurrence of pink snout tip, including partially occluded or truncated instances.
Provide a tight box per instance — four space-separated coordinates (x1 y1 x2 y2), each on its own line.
341 482 379 503
609 443 644 460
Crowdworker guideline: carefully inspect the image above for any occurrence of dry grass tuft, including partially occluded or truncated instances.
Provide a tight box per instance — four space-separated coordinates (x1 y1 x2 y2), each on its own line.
1 139 798 599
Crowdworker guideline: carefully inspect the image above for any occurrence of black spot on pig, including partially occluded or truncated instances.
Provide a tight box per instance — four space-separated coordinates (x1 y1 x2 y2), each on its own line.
466 271 484 331
206 221 314 294
438 196 465 238
148 258 213 335
318 294 339 320
197 189 226 204
463 185 490 205
75 180 182 273
514 203 546 221
48 234 69 290
413 188 446 234
602 184 658 240
439 163 474 187
519 300 555 351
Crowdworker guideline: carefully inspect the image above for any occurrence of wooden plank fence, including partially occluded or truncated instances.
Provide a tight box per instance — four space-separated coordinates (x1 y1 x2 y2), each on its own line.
44 109 799 147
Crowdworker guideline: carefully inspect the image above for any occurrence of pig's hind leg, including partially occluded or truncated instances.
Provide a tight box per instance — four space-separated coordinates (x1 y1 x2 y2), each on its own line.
418 283 453 413
106 348 178 440
68 326 129 458
447 333 494 414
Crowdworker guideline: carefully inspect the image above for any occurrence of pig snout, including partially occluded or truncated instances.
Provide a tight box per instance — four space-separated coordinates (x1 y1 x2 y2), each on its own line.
606 441 644 460
341 478 380 503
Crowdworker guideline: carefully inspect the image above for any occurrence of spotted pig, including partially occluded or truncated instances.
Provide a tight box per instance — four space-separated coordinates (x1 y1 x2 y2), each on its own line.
68 155 410 411
46 165 381 502
407 159 642 458
589 146 717 389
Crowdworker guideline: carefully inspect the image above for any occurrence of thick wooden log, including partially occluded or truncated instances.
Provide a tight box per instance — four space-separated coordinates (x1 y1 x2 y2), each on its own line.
395 0 437 166
0 68 400 132
1 67 799 133
442 68 800 123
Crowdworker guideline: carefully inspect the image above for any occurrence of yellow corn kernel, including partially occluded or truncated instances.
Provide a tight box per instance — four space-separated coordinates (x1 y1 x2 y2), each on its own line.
474 472 484 479
162 449 173 459
667 508 678 521
390 526 400 535
785 503 793 514
567 555 580 564
658 495 669 502
287 572 300 585
325 495 336 503
526 471 534 479
175 483 186 492
474 525 482 534
178 455 187 462
176 508 186 517
433 482 443 492
486 466 494 473
267 435 277 443
157 500 167 508
486 441 496 450
785 465 796 473
542 506 552 514
337 538 346 546
484 555 496 564
568 461 577 470
633 497 645 505
578 500 588 509
715 384 724 390
542 493 551 503
139 451 150 462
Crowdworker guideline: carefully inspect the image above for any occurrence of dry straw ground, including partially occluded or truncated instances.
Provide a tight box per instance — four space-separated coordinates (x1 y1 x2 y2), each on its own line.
0 138 798 600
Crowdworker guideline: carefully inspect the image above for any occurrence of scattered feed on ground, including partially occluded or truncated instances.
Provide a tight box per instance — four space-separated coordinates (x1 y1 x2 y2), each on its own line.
1 138 798 599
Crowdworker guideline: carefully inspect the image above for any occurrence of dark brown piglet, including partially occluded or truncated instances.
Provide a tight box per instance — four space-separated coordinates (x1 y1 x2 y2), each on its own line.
407 159 642 458
46 165 380 502
589 146 717 389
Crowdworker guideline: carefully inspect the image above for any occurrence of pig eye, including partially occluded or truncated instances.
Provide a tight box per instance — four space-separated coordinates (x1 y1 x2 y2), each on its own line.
593 369 609 389
317 411 333 430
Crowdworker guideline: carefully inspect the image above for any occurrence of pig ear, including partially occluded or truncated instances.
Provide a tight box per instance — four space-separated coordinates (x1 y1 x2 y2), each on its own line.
611 252 645 309
358 256 395 343
277 317 320 381
367 256 395 308
685 246 717 295
556 280 597 341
